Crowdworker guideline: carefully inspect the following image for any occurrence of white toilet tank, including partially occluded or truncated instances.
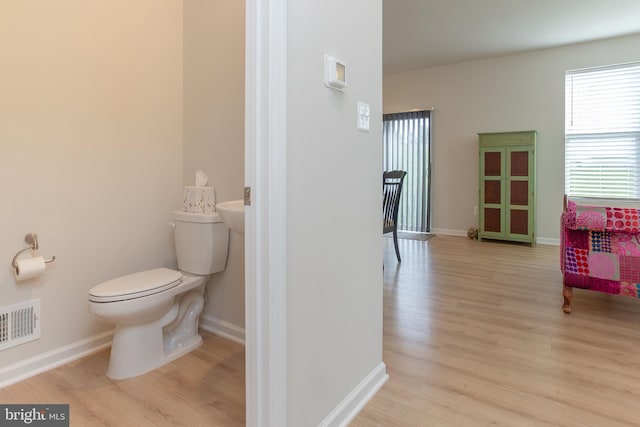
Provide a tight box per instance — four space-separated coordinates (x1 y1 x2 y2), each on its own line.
172 211 229 275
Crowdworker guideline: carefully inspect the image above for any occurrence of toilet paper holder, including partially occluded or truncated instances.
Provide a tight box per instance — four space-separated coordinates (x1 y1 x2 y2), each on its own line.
11 233 56 272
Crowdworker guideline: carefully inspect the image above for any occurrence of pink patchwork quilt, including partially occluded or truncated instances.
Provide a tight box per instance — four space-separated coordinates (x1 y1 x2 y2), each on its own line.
561 200 640 297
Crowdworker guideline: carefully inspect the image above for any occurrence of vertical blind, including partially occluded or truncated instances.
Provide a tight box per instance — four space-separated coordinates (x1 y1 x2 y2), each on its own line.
383 110 430 232
565 62 640 199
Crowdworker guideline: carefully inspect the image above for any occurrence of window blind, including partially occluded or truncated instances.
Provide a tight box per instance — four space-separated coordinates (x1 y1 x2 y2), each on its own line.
565 62 640 199
383 110 430 232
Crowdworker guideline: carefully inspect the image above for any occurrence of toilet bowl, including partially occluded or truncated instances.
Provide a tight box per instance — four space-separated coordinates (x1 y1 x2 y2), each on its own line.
88 211 229 380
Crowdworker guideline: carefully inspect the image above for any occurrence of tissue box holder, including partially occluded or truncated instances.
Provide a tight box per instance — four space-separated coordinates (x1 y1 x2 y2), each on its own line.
183 186 215 213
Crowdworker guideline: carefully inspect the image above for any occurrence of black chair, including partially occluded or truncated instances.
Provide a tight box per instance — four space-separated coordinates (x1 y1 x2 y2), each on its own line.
383 170 407 262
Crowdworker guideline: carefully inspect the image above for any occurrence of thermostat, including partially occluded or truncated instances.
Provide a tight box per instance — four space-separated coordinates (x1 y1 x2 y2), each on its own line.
324 54 347 91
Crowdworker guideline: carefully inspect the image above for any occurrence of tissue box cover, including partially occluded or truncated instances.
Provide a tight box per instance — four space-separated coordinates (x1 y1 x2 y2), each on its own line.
183 186 215 213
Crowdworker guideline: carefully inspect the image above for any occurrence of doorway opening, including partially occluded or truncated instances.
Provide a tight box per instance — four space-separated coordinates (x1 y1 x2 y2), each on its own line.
383 110 431 233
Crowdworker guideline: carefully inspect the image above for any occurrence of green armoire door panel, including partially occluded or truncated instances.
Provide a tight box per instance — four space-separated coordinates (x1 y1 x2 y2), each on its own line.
478 131 536 246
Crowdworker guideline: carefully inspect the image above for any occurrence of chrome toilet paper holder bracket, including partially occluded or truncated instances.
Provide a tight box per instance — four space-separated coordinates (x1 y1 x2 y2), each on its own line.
12 233 56 271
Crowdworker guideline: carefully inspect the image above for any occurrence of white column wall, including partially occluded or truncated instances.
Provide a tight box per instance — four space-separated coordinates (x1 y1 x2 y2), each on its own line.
286 1 385 425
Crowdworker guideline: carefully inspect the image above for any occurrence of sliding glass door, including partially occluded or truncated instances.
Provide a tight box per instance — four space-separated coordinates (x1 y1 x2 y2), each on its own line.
383 110 431 233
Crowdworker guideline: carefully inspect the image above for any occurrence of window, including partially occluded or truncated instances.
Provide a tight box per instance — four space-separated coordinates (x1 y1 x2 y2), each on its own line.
565 62 640 199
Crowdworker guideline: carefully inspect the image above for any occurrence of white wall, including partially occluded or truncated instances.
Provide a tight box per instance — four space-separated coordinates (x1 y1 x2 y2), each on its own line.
183 0 246 333
384 33 640 242
0 1 183 367
286 0 384 425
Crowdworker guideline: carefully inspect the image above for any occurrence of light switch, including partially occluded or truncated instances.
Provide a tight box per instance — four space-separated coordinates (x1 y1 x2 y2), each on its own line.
357 101 370 132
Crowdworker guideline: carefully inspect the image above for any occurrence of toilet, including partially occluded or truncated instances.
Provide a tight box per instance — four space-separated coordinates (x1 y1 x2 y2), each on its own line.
88 210 229 380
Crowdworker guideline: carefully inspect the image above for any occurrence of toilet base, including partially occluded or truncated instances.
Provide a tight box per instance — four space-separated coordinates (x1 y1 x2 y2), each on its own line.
105 278 206 380
107 334 204 380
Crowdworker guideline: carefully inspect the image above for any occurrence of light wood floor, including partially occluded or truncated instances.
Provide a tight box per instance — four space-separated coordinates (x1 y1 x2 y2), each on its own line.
3 236 640 426
0 334 245 426
353 235 640 426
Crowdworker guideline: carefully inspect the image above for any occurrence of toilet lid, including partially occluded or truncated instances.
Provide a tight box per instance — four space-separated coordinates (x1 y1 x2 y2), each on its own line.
89 268 183 303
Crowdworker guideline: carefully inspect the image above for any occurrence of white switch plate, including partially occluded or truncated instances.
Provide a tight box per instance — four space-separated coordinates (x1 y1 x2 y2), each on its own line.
357 101 370 132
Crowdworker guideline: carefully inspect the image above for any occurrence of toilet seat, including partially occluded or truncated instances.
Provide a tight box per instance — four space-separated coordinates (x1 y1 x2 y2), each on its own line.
89 268 182 303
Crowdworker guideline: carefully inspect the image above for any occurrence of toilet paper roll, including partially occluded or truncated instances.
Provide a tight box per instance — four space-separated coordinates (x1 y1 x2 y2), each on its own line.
14 256 46 282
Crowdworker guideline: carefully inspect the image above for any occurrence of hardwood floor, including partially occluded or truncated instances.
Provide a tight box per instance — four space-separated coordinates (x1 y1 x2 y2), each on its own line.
353 235 640 426
0 334 245 426
3 236 640 426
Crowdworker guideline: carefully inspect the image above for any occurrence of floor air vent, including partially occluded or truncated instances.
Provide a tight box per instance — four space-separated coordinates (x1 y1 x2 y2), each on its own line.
0 299 40 351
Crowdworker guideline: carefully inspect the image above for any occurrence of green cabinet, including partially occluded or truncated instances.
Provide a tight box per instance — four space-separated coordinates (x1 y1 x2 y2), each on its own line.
478 131 536 246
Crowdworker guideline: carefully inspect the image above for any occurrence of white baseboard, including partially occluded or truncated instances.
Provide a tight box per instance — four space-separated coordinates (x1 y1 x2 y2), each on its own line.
537 237 560 246
431 227 468 237
432 228 560 246
199 314 245 346
319 362 389 427
0 330 113 389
